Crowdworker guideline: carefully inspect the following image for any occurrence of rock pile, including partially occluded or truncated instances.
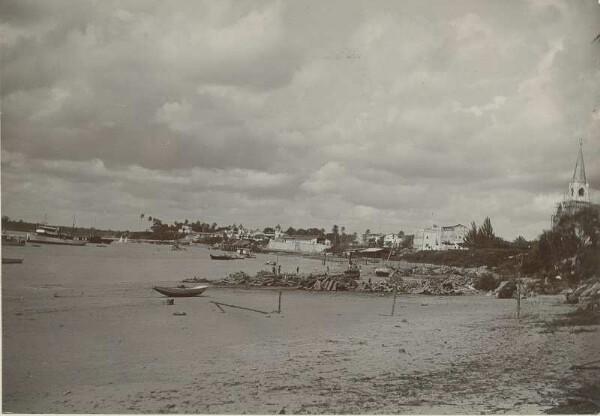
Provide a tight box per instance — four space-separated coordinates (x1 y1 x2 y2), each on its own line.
215 265 543 297
565 279 600 311
217 270 360 290
402 276 477 296
396 264 500 280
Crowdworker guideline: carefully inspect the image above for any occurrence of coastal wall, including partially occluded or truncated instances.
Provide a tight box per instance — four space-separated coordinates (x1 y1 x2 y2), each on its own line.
266 239 329 253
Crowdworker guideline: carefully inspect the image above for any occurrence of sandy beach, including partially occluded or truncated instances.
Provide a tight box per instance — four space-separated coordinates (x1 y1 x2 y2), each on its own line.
3 246 598 414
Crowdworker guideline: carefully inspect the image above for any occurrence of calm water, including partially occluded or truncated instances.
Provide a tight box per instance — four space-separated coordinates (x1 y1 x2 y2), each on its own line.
1 242 344 287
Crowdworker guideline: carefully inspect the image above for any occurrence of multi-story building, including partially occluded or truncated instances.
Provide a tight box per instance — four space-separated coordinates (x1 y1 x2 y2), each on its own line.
413 224 468 251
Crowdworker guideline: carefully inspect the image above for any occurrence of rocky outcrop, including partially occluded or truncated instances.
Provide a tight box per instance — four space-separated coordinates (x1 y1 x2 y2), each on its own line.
565 279 600 311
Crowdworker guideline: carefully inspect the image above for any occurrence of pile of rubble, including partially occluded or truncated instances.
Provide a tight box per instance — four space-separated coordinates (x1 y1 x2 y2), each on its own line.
216 267 485 295
565 279 600 311
217 270 360 290
396 264 500 279
401 275 477 296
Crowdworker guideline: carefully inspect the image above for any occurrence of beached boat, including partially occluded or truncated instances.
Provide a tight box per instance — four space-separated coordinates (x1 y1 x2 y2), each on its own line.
2 234 26 246
210 254 242 260
343 268 361 278
153 285 207 297
3 258 24 264
375 267 393 277
27 225 87 246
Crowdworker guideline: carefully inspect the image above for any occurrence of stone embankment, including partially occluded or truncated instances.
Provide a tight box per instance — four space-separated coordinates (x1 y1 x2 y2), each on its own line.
212 265 526 296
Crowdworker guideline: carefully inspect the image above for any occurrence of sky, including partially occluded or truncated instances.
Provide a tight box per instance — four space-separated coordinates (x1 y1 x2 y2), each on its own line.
1 0 599 240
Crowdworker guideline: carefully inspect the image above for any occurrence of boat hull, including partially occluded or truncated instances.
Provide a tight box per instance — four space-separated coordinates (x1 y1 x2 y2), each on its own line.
2 258 24 264
27 234 87 246
1 237 26 246
153 286 207 297
375 268 392 277
210 254 241 260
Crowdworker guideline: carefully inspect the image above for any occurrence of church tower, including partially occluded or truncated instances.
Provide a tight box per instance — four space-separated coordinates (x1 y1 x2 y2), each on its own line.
567 140 590 203
552 140 592 226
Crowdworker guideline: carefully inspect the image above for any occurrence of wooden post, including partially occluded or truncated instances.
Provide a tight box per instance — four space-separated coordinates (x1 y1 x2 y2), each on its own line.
391 284 398 316
278 290 282 314
210 301 270 315
517 257 523 320
516 277 521 320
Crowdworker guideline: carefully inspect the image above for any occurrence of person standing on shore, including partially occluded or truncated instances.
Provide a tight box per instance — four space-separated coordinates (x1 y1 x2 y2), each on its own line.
296 266 299 274
278 265 281 276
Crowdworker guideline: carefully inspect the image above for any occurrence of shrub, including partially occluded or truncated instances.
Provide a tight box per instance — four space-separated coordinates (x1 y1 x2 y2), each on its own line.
473 274 499 291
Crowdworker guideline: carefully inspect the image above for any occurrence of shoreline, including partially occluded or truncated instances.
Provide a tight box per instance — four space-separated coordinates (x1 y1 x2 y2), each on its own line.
4 278 597 414
3 243 597 414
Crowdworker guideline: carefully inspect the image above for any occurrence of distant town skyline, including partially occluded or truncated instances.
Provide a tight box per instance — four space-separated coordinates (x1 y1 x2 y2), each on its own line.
2 0 599 240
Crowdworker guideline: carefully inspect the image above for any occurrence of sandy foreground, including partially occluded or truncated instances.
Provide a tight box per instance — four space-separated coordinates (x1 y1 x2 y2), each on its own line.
2 277 599 414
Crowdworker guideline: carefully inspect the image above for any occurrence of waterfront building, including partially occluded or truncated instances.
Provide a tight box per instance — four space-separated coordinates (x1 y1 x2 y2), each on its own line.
266 225 331 253
412 224 468 251
383 233 403 247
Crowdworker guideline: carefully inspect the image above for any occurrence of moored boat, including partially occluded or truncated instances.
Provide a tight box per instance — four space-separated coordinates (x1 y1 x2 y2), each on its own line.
27 225 87 246
88 235 113 244
2 234 26 246
2 258 24 264
153 285 207 297
210 254 242 260
375 267 393 277
343 268 361 278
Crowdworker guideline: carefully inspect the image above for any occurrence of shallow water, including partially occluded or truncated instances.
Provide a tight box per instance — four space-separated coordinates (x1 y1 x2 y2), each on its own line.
1 242 345 287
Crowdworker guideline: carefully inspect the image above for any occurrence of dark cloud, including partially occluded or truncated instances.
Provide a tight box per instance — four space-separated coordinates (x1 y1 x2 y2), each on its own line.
1 0 599 239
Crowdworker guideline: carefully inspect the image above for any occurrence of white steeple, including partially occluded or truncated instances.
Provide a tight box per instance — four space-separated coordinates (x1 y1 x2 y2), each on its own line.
567 139 590 203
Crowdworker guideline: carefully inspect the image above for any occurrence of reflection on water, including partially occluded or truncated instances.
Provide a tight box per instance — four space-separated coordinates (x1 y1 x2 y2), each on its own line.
1 243 343 286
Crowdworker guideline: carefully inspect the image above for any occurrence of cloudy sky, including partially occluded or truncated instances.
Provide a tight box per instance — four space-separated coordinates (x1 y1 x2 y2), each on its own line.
2 0 599 239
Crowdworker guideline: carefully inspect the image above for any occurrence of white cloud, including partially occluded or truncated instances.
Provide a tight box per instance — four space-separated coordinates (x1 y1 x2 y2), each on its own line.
2 0 600 240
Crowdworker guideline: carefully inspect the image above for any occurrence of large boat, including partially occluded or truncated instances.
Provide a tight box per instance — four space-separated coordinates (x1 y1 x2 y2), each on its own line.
27 225 87 246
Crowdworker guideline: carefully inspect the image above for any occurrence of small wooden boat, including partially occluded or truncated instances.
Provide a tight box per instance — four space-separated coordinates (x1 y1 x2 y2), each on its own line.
375 267 393 277
3 258 24 264
343 269 360 278
210 254 239 260
2 234 26 246
153 285 208 297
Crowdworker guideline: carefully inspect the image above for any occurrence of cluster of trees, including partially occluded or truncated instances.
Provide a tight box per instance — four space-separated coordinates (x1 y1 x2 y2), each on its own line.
463 217 530 249
523 206 600 284
463 217 509 248
140 214 220 234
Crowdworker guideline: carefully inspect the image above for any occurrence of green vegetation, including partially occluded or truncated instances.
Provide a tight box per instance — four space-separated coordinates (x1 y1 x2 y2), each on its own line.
523 206 600 285
463 217 510 248
401 248 525 272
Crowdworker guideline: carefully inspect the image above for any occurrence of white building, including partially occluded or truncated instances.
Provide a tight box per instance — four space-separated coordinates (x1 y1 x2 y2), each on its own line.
362 233 383 246
267 225 331 253
383 233 403 247
413 224 468 251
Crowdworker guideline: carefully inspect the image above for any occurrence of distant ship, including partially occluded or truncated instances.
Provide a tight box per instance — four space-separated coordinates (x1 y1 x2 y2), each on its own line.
27 225 87 246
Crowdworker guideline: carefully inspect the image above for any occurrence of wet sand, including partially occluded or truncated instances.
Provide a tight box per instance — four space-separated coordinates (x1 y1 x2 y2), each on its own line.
3 273 598 414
